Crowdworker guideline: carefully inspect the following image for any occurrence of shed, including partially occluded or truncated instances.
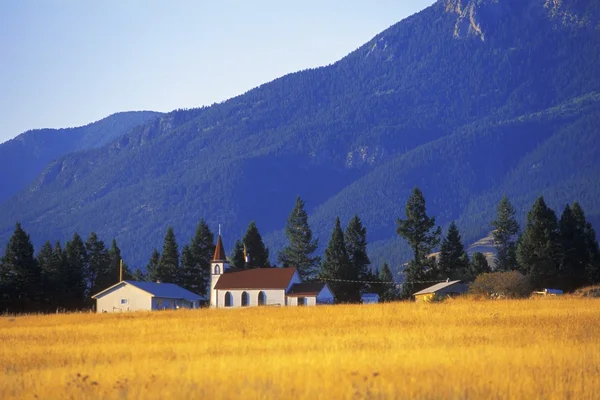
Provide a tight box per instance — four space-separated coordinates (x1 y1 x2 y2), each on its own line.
91 280 204 313
361 293 380 304
413 280 468 302
286 282 335 306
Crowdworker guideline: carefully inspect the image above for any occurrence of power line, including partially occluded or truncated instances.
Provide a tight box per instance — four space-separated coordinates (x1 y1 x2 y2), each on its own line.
321 277 448 285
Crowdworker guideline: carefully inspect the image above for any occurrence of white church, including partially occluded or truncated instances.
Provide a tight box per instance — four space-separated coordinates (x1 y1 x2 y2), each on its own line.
210 234 334 308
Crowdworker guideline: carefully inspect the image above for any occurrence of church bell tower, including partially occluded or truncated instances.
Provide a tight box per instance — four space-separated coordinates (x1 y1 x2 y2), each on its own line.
210 232 229 307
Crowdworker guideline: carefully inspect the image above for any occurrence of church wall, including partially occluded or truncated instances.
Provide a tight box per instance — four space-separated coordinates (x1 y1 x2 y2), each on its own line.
215 288 286 308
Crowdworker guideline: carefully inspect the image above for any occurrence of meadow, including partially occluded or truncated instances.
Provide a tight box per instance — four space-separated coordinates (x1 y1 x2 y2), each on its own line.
1 298 600 399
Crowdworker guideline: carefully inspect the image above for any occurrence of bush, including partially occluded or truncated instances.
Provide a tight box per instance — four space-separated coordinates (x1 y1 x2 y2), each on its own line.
469 271 531 299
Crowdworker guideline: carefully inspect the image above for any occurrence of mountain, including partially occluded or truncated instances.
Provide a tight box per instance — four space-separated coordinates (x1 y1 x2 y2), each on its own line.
0 111 161 202
1 0 599 271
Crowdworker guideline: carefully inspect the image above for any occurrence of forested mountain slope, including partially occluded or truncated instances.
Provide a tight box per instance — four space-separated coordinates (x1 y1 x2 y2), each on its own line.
0 0 599 270
0 111 161 202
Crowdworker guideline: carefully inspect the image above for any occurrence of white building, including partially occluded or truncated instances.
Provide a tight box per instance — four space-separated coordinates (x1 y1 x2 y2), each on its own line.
210 234 334 308
92 280 204 313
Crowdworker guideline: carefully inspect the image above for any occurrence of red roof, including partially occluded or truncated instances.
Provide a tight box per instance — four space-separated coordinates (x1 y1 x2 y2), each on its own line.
213 235 227 261
214 268 297 290
286 282 327 297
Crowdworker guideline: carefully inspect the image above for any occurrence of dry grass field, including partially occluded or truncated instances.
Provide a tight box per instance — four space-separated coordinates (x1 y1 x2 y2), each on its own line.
1 298 600 399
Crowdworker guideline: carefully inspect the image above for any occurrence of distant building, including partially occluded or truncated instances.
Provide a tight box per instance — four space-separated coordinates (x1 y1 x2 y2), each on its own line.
412 280 468 302
210 234 334 308
92 280 204 313
361 293 380 304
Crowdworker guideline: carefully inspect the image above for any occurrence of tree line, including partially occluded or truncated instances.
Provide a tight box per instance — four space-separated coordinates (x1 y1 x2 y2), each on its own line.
1 189 599 313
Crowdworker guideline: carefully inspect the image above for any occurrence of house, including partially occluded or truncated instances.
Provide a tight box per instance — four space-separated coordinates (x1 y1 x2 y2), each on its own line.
92 280 204 313
413 280 468 302
361 293 380 304
210 234 334 308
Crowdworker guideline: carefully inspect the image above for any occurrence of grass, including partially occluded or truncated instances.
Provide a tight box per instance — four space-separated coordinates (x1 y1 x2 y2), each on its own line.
1 298 600 399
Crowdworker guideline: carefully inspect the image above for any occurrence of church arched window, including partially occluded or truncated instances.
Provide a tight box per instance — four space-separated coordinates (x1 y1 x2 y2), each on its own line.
225 292 233 307
258 291 266 306
241 291 250 307
214 265 220 275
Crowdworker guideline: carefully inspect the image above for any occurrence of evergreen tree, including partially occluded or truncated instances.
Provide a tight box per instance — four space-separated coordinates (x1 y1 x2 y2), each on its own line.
230 240 246 269
0 223 40 313
437 222 469 281
378 263 398 302
85 232 110 297
179 220 214 295
320 217 355 302
396 188 441 298
63 233 88 309
278 196 320 280
516 197 562 289
491 196 520 271
132 268 147 281
469 252 491 279
559 204 589 291
146 248 160 282
571 203 600 286
242 221 270 268
157 226 180 283
37 241 55 310
345 214 371 294
102 239 123 288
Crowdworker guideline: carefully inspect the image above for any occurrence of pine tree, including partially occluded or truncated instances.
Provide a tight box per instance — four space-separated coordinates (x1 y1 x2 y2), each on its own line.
320 217 354 302
132 268 147 281
571 203 600 286
516 197 562 289
146 248 160 282
157 226 180 283
0 223 40 313
179 220 214 295
230 240 246 269
378 263 398 302
63 233 88 309
103 239 123 287
345 214 371 294
396 188 441 298
469 252 491 279
559 204 589 291
85 232 110 297
491 196 520 271
242 221 270 268
37 241 55 310
278 196 320 281
437 222 469 281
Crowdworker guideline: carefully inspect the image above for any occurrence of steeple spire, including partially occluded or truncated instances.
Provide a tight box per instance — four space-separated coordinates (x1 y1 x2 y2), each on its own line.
213 233 227 262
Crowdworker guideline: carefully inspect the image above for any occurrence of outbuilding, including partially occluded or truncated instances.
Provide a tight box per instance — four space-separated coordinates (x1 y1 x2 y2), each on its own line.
413 280 468 302
91 280 204 313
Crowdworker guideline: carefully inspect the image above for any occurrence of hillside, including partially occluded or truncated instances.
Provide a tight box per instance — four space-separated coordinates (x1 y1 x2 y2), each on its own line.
0 0 599 271
0 111 161 202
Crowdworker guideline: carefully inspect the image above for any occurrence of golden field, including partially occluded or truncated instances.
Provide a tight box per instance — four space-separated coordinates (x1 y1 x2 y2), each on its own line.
1 298 600 400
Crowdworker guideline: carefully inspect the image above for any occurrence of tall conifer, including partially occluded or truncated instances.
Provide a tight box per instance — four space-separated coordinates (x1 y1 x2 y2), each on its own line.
345 214 370 296
491 196 520 271
241 221 270 268
320 217 354 302
157 226 180 283
437 222 469 280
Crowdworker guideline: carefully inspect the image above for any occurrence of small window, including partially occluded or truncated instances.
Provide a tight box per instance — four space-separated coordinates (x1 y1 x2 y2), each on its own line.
258 291 266 306
298 297 306 306
214 264 221 274
121 299 128 304
242 291 249 307
225 292 233 307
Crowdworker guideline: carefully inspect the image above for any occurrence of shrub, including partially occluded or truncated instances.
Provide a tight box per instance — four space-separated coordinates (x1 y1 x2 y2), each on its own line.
469 271 531 299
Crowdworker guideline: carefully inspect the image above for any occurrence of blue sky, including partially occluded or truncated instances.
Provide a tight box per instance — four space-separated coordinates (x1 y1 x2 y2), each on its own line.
0 1 435 143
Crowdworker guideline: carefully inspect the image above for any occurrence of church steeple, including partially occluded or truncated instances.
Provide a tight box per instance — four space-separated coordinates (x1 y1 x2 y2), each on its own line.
210 231 229 307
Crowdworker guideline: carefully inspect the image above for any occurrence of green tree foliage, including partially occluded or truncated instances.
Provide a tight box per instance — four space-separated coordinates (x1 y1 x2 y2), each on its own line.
63 233 88 309
491 196 520 271
179 220 214 296
157 226 180 283
146 248 160 282
469 252 491 279
396 188 441 298
0 223 40 313
378 263 398 302
278 196 320 280
230 240 246 269
320 217 356 303
345 214 371 293
37 241 56 310
470 271 531 299
85 232 111 297
559 204 589 291
132 268 147 281
436 222 469 281
242 221 270 268
516 197 562 290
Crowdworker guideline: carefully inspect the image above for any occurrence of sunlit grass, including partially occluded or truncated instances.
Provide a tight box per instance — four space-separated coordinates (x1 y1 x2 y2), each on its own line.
1 298 600 399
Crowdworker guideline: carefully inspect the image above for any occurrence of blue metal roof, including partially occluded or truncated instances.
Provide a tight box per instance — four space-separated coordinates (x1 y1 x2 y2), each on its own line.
125 281 205 301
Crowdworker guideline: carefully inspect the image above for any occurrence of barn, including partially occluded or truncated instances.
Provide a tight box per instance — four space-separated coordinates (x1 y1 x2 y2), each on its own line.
92 280 204 313
413 280 468 302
